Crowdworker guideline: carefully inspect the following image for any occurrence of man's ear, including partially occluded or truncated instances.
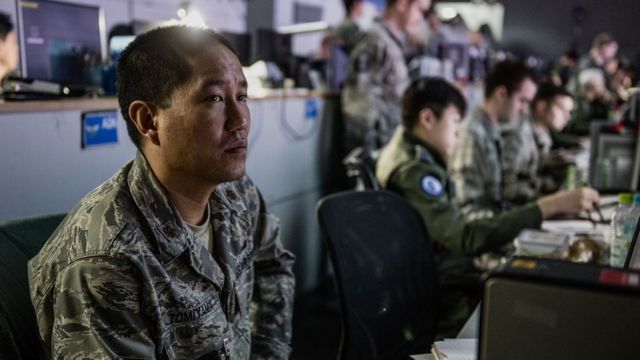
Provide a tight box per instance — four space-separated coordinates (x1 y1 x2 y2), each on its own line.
495 86 508 102
418 107 436 130
128 100 160 146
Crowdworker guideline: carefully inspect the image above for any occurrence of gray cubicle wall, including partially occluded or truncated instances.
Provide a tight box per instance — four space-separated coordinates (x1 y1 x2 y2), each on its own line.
0 95 331 290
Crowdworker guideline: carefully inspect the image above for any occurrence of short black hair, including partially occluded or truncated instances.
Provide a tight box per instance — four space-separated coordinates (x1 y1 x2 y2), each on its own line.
532 81 572 107
484 59 535 98
0 12 14 40
402 77 467 130
343 0 363 13
117 25 238 147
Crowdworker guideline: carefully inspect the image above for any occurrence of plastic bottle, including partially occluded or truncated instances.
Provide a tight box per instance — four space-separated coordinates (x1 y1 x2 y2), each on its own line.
610 193 634 267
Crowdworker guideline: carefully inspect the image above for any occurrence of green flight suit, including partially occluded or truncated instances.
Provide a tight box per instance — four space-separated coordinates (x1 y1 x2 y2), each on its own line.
376 126 543 335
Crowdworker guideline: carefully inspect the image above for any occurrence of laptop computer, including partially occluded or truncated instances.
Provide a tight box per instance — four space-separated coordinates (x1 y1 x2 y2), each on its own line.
478 257 640 360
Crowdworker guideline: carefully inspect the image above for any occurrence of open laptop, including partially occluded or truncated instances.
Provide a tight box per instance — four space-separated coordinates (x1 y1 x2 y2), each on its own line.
478 257 640 360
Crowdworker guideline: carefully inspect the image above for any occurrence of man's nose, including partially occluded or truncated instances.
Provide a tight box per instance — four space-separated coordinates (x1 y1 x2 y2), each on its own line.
225 102 249 131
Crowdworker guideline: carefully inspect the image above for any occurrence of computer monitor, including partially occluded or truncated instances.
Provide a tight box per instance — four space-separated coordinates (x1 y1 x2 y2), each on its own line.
588 122 635 192
221 32 251 66
17 0 106 87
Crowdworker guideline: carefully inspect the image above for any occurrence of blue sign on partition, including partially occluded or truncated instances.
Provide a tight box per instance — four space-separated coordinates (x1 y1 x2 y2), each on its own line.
305 98 318 121
82 110 119 148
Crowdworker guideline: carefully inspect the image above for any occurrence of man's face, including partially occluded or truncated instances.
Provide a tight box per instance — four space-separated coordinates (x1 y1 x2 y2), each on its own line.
499 78 536 123
543 95 574 131
600 41 618 61
428 104 462 157
399 0 431 32
153 44 250 187
0 30 19 73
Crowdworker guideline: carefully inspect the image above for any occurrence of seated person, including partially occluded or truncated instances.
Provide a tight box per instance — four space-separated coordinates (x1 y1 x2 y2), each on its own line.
502 82 576 205
376 77 599 335
28 26 295 359
449 60 538 220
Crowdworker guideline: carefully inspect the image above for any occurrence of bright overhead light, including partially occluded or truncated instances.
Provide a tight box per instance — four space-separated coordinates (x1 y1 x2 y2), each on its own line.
177 8 187 18
181 10 206 27
440 7 458 21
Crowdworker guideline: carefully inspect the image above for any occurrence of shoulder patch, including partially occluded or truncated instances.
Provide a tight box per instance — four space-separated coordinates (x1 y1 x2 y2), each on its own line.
420 175 444 197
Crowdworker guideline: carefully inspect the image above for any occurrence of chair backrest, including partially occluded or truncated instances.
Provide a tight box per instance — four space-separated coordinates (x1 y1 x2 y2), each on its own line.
343 147 381 191
0 213 66 360
317 190 440 360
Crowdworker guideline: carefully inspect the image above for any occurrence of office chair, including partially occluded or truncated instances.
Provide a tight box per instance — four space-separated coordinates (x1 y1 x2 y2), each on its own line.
0 213 66 360
317 190 440 360
343 147 381 191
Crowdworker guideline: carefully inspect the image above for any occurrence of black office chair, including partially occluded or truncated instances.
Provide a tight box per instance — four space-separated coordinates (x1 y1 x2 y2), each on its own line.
0 213 66 360
317 190 440 360
343 147 381 191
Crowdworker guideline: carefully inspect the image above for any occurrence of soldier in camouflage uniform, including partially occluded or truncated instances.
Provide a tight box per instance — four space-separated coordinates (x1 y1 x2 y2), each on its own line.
450 60 538 218
377 77 600 336
501 82 576 204
342 0 431 151
334 0 366 55
28 26 295 359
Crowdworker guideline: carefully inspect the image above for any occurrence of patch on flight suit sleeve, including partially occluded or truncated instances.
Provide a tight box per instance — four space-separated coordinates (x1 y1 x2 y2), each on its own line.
421 175 444 197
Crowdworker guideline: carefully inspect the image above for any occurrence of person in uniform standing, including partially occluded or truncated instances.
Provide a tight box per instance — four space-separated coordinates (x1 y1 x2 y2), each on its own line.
342 0 432 152
449 60 537 219
501 82 576 204
376 77 599 335
28 26 295 359
334 0 366 55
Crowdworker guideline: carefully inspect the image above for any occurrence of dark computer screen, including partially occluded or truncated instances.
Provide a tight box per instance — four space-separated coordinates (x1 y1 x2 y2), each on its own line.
221 32 251 66
18 0 105 86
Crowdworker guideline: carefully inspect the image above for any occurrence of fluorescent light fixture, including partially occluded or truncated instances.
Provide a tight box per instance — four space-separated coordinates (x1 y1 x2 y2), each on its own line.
277 21 329 34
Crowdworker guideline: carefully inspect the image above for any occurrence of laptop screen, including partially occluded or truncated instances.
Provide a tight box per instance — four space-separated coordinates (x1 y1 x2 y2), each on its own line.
624 214 640 270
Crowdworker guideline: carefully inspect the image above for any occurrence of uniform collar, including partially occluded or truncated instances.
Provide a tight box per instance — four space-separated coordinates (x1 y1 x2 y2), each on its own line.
375 17 406 50
128 152 190 260
401 127 448 169
473 107 501 143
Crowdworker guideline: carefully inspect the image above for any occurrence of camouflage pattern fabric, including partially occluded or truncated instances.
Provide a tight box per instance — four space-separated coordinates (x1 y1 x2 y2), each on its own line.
501 117 544 205
341 18 409 151
28 152 295 359
333 17 364 55
449 108 504 219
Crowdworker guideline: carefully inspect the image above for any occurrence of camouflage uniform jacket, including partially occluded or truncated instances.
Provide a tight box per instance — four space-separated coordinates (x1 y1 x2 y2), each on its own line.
501 116 544 205
449 108 504 219
377 126 543 260
28 152 296 359
334 17 364 55
341 18 409 151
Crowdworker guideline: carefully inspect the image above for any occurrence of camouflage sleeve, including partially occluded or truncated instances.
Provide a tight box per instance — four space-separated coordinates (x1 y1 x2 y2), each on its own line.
501 121 540 205
47 256 156 359
449 128 495 219
341 35 390 149
250 194 296 360
392 163 543 255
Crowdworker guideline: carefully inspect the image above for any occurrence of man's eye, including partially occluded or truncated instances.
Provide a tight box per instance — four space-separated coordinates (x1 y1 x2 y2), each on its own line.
206 95 223 102
237 94 248 102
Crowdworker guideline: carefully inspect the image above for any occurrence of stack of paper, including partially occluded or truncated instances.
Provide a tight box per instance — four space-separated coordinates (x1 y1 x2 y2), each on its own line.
430 339 477 360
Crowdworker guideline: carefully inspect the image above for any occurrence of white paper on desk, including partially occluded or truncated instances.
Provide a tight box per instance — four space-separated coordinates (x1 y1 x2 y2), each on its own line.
432 339 477 360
